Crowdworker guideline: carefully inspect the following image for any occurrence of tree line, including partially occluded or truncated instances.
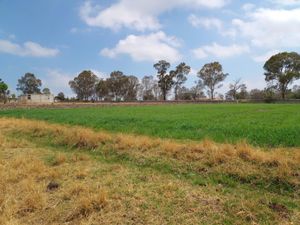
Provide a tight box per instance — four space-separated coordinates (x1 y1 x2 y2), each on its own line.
1 52 300 103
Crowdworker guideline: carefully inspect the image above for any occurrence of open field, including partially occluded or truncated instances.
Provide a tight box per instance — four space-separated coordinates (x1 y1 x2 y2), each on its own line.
1 104 300 147
1 104 300 224
0 117 299 224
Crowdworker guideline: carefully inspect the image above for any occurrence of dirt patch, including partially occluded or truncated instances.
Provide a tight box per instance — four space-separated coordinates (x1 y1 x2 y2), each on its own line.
268 202 290 219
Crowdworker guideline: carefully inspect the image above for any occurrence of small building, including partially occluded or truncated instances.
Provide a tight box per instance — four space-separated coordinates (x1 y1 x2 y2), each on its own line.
18 94 54 104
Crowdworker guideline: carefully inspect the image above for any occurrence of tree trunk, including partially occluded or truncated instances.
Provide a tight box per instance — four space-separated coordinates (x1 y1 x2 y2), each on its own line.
281 85 286 99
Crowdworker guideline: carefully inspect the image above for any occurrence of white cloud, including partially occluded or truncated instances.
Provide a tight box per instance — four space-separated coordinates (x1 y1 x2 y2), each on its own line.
252 50 280 62
188 14 236 37
232 7 300 48
42 70 74 96
188 14 223 30
90 69 109 79
193 43 249 59
242 3 256 11
100 31 182 63
271 0 300 6
80 0 228 31
0 39 59 57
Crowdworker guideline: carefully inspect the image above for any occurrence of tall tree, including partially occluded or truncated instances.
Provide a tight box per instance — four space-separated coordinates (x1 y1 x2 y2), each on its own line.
42 88 51 95
106 71 128 101
226 79 247 100
124 75 139 101
96 79 109 100
69 70 98 101
140 76 155 100
172 62 191 100
264 52 300 99
152 82 162 100
154 60 174 100
197 62 228 100
0 78 9 103
17 73 42 94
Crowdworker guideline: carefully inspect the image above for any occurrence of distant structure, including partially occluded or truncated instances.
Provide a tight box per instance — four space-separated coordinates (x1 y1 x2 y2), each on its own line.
18 94 54 104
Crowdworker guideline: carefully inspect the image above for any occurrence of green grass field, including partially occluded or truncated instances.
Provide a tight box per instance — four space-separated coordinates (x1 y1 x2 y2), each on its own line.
1 103 300 147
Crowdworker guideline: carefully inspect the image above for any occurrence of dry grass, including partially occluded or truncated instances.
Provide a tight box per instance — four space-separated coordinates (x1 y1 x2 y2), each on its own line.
0 117 299 187
0 138 108 224
1 117 299 164
0 122 299 224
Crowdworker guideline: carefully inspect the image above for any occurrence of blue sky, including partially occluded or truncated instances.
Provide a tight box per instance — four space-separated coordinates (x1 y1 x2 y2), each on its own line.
1 0 300 96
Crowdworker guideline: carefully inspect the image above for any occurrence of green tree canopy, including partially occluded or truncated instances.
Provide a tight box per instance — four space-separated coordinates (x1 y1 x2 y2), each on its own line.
55 92 65 101
69 70 98 101
42 88 51 95
226 79 247 100
17 73 42 94
153 60 173 100
264 52 300 99
172 62 191 100
96 79 109 100
0 78 9 103
106 71 128 101
124 75 139 101
198 62 228 100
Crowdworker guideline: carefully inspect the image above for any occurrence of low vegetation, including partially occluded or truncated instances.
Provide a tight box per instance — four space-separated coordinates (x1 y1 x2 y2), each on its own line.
1 104 300 147
0 117 299 224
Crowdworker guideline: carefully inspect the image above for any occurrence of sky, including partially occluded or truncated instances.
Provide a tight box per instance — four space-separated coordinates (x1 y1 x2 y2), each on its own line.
1 0 300 97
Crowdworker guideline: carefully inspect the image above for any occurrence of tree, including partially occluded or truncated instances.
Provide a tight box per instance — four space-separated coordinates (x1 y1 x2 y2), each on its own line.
124 75 139 101
17 73 42 94
177 82 205 101
177 86 190 100
0 78 9 103
197 62 228 100
154 60 174 100
236 86 248 100
226 79 247 100
55 92 65 101
106 71 128 101
291 85 300 99
249 89 265 100
140 76 155 100
190 81 206 100
172 62 191 100
96 79 109 100
152 82 162 100
11 93 16 100
69 70 98 101
264 52 300 99
42 88 51 95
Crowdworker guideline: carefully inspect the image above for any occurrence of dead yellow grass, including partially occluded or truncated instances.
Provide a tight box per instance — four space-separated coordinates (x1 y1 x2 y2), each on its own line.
0 124 299 224
0 140 108 224
0 117 299 184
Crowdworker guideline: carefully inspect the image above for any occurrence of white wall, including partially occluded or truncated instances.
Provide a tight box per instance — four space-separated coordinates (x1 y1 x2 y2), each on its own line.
18 94 54 104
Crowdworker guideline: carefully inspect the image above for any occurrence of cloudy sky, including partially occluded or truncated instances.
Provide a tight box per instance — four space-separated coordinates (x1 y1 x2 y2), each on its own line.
1 0 300 96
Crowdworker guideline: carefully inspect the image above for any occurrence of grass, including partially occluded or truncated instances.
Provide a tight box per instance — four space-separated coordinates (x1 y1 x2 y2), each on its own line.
0 118 299 224
1 104 300 147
